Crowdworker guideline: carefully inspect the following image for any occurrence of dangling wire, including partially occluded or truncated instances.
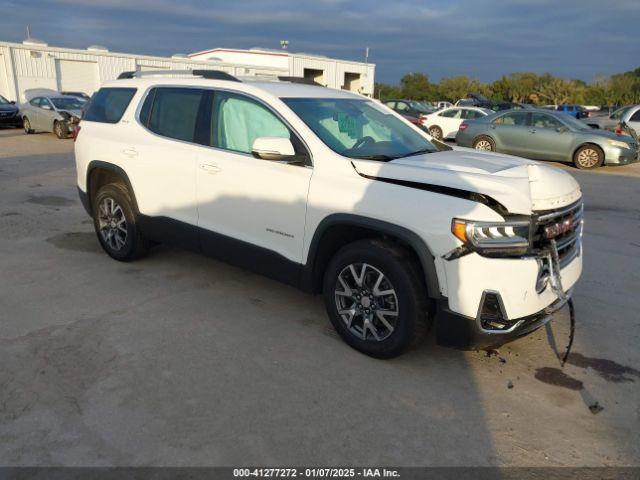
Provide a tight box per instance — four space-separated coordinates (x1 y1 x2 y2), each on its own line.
561 298 575 367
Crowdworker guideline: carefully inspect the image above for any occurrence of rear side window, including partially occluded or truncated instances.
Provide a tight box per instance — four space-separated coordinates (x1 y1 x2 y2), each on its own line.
84 88 136 123
630 110 640 122
147 88 208 143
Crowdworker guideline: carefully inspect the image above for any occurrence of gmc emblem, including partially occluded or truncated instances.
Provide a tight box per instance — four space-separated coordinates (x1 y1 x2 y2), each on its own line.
544 217 574 239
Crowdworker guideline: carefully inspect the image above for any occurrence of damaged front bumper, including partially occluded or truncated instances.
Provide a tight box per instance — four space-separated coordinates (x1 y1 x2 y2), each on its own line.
433 289 572 350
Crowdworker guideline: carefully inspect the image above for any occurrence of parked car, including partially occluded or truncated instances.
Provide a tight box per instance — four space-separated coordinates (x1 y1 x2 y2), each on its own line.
455 97 528 112
76 70 583 358
0 94 22 128
20 93 83 138
556 104 589 119
384 99 433 123
456 109 639 169
588 105 635 130
420 106 492 140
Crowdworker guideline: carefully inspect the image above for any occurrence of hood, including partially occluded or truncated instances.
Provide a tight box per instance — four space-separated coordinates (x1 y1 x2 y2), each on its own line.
352 150 581 215
60 109 82 118
0 104 18 112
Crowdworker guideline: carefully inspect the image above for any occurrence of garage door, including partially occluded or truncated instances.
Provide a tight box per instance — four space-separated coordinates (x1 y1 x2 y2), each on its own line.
55 59 100 96
0 55 10 99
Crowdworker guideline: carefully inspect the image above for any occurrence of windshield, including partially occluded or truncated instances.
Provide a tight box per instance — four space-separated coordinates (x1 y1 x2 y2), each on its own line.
557 113 590 131
284 98 437 160
0 95 9 105
50 97 84 110
408 101 431 113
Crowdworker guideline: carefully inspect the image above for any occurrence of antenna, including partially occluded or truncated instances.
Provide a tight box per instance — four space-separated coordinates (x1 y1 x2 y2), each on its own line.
26 24 32 39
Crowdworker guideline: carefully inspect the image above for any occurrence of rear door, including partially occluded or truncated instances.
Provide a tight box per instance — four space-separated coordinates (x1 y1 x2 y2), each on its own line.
196 90 312 269
491 111 531 156
437 108 463 137
529 112 574 161
40 98 57 131
118 87 204 245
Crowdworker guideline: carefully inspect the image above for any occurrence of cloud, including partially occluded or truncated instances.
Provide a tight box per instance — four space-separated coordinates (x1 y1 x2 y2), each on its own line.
1 0 638 83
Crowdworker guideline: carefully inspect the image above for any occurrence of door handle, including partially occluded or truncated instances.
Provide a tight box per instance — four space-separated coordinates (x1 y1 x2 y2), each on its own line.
122 148 138 157
200 163 221 174
529 129 536 133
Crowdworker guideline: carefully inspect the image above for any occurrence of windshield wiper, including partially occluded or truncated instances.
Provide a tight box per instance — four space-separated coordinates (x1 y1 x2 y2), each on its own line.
391 148 435 160
351 154 394 161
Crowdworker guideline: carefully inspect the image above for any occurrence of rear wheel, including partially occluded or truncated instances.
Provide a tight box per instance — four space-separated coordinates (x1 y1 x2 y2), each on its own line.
53 120 67 139
473 135 495 151
93 183 149 261
23 117 34 134
323 239 429 358
573 144 603 169
428 125 443 140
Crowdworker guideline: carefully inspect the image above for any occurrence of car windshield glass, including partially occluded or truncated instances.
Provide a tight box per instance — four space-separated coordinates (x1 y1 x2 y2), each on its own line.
408 101 430 112
557 113 590 130
50 97 84 110
0 95 9 105
284 98 437 160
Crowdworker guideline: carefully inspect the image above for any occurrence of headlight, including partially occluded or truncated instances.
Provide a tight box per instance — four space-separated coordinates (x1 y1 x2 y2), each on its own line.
452 218 530 255
607 139 633 149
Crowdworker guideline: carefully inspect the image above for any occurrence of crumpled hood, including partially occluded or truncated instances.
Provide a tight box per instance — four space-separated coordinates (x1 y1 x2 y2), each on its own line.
352 149 581 214
60 109 82 118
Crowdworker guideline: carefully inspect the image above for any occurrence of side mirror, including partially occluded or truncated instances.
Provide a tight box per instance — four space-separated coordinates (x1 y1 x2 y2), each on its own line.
42 104 52 111
251 137 298 162
10 101 15 105
556 126 569 133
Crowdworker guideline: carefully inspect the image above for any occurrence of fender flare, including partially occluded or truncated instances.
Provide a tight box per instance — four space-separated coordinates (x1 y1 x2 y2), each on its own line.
303 213 442 299
85 160 140 214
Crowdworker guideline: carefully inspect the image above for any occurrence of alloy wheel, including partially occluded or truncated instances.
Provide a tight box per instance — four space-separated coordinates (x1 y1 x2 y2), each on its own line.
23 119 30 133
334 263 399 342
429 127 442 139
97 197 128 251
577 148 599 168
475 139 492 151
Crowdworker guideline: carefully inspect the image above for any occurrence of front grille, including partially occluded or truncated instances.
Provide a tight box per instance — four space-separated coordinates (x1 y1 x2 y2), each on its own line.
533 199 583 268
0 111 16 118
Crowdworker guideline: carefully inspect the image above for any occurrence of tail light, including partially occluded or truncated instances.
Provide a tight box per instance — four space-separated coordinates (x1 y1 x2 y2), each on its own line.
459 122 469 131
419 114 429 122
72 124 81 142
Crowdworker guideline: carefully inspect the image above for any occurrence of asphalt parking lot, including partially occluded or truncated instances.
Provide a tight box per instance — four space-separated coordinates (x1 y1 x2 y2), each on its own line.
1 128 639 467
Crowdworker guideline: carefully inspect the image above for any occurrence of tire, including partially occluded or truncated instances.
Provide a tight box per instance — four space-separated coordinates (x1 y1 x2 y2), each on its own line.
92 183 149 261
323 239 429 358
573 144 604 169
23 117 34 134
53 120 68 139
428 125 443 140
473 135 495 151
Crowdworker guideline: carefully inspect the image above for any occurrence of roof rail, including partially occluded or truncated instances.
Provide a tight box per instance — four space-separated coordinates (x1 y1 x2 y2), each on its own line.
117 70 241 82
278 76 322 86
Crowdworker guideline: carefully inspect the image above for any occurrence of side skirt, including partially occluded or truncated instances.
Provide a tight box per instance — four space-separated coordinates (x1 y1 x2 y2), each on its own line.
138 215 303 289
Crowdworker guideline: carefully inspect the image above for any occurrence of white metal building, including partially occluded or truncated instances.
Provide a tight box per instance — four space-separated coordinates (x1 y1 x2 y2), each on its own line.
0 39 375 102
189 48 375 95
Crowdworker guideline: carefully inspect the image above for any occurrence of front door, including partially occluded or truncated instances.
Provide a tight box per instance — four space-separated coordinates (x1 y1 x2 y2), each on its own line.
529 113 575 161
196 91 312 276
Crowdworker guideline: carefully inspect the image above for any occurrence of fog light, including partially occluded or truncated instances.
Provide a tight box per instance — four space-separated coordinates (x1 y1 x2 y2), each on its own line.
479 292 510 330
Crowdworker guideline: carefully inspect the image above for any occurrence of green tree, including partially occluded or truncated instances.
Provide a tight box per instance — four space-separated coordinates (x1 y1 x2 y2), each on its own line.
437 76 488 103
399 73 437 101
374 83 402 101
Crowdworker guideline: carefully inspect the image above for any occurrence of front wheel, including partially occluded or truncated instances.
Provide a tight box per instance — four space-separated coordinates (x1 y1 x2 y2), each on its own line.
93 183 149 261
573 144 604 169
473 135 495 151
323 239 429 358
53 120 68 139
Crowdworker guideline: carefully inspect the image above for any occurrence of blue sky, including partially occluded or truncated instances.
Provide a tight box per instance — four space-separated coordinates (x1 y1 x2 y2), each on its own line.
1 0 638 84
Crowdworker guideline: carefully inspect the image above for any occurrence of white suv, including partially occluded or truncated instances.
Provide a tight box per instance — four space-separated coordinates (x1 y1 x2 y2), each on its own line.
75 70 583 358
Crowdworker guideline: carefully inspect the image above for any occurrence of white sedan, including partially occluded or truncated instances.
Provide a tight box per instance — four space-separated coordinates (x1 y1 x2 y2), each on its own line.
422 106 493 140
